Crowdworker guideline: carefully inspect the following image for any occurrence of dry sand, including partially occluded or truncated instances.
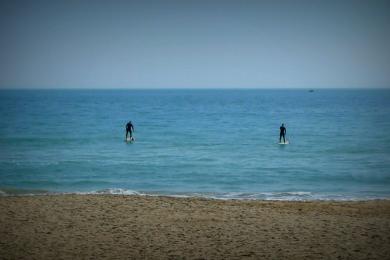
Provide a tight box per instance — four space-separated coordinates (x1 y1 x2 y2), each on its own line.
1 195 390 260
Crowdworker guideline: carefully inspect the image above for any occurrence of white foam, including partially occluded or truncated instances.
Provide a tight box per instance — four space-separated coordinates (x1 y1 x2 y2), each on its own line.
0 188 388 201
70 188 142 196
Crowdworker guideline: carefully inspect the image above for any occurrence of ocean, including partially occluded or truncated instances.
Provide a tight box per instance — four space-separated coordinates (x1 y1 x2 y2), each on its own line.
0 89 389 200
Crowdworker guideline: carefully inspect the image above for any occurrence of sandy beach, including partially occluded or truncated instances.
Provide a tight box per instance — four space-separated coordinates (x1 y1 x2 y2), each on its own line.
1 195 390 259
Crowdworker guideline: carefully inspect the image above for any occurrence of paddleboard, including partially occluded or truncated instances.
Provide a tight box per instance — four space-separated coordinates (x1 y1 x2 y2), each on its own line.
125 137 135 143
278 141 289 145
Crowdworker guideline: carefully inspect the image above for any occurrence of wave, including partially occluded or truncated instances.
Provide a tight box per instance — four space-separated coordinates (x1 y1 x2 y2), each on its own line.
1 188 389 201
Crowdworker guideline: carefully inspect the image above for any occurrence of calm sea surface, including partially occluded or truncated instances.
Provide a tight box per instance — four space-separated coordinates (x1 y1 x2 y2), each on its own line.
0 89 389 200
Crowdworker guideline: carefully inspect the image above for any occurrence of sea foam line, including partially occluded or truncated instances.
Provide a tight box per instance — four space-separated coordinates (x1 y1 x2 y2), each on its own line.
1 188 389 201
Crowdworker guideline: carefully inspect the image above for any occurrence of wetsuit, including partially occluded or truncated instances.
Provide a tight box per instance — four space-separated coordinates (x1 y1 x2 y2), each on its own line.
126 122 134 139
280 125 286 143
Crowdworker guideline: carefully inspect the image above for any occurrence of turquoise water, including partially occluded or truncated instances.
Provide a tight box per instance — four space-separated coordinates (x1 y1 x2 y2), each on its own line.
1 89 390 200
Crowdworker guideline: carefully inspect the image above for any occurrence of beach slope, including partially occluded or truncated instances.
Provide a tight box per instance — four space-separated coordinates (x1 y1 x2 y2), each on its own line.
1 195 390 259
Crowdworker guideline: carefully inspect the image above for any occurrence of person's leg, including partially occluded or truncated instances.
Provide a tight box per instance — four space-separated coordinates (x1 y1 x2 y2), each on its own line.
283 134 286 143
279 134 282 143
126 130 129 139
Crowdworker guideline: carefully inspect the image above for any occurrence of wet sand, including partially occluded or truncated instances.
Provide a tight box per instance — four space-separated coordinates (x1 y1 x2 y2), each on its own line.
1 195 390 259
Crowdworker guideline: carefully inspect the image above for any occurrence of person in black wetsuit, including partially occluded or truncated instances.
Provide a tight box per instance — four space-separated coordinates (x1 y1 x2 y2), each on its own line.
279 123 286 143
126 121 134 140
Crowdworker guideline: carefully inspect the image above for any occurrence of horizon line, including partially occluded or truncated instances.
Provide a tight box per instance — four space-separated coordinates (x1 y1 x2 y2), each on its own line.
1 86 389 90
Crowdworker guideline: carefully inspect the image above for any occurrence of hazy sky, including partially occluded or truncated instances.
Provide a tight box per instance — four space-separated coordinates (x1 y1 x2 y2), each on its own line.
0 0 389 89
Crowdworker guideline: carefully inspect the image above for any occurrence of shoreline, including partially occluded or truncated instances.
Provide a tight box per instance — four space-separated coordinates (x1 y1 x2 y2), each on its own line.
1 194 390 259
1 193 390 202
1 188 389 201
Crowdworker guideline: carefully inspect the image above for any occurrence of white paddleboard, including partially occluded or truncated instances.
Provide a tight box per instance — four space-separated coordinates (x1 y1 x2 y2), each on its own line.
125 137 135 143
278 141 289 145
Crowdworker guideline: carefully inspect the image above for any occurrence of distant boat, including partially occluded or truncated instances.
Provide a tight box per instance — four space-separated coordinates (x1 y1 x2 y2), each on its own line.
308 89 314 92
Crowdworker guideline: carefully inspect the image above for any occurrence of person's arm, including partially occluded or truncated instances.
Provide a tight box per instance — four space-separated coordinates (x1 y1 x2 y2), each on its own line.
132 125 135 132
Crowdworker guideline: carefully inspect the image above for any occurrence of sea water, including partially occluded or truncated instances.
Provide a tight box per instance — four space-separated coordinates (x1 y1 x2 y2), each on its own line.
0 89 389 200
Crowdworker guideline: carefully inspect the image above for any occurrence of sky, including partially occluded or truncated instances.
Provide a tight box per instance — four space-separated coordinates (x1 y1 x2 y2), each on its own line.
0 0 389 89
